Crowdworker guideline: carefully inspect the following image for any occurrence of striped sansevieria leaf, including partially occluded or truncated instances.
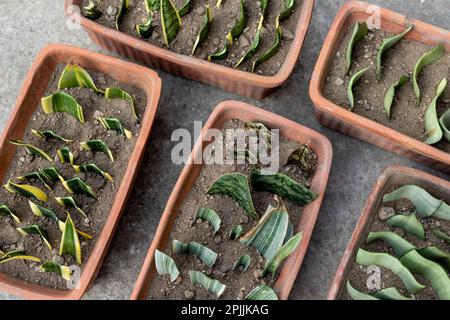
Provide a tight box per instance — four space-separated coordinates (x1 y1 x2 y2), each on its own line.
252 17 282 72
59 176 97 198
32 129 73 143
227 0 245 44
178 0 192 16
41 92 85 123
73 163 113 181
105 87 137 119
98 117 132 139
41 261 73 281
194 207 221 234
263 232 302 277
0 205 21 223
155 249 179 282
160 0 181 46
191 5 212 56
9 140 53 162
4 180 48 201
244 285 278 300
58 64 104 94
80 140 114 163
60 214 82 264
189 271 226 298
18 170 54 191
235 16 263 68
278 0 295 21
57 147 74 165
137 0 154 38
115 0 130 30
0 250 41 264
17 224 52 250
172 240 217 268
55 196 88 220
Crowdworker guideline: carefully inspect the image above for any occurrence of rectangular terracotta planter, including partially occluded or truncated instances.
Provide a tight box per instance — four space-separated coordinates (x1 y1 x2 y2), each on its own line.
130 100 333 300
309 0 450 173
65 0 315 99
0 44 161 299
327 165 450 300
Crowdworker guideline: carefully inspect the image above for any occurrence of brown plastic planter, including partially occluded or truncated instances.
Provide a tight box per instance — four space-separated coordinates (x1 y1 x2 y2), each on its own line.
0 44 161 299
310 1 450 173
65 0 315 99
131 100 333 300
327 165 450 300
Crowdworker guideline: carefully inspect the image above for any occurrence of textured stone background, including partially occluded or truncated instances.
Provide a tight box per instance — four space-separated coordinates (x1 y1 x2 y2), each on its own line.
0 0 448 300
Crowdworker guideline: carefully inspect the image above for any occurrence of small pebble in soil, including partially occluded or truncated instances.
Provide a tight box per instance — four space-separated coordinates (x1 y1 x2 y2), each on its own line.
52 255 65 264
239 215 249 224
175 276 183 285
334 77 344 86
196 6 205 15
219 265 230 274
238 35 250 48
184 290 195 300
213 234 222 244
253 269 262 280
106 6 117 16
378 206 395 220
435 221 441 227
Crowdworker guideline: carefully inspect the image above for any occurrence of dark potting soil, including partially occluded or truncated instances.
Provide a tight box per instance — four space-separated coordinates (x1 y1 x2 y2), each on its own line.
0 63 146 290
324 27 450 153
83 0 302 76
342 186 450 300
148 119 318 300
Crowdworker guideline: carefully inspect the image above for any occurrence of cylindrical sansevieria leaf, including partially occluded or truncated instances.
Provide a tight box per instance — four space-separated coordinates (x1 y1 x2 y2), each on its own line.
244 285 278 300
115 0 130 30
41 92 85 123
345 22 368 73
32 129 73 143
4 180 48 201
424 78 447 145
418 246 450 271
59 176 97 198
263 232 302 278
172 240 217 268
9 140 53 162
366 231 416 257
73 163 113 181
82 0 102 20
0 250 41 264
189 271 226 298
58 64 104 94
80 140 114 163
440 108 450 143
191 5 212 56
57 147 74 165
232 254 251 273
194 207 221 234
41 261 73 281
160 0 182 46
227 0 246 44
17 224 52 250
60 214 82 264
386 214 425 240
55 196 88 219
0 205 21 224
155 249 180 282
346 281 379 300
229 224 243 240
98 117 132 139
104 87 138 120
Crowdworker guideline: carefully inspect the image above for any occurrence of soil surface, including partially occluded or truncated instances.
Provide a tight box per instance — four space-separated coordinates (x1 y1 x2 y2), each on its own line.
324 27 450 153
341 185 450 300
0 63 146 290
148 119 318 300
82 0 302 75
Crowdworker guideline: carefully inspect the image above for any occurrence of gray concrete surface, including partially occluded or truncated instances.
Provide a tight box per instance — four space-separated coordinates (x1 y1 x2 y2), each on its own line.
0 0 448 300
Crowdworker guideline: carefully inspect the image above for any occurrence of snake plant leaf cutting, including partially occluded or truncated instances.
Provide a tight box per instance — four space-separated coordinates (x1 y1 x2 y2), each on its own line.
41 92 85 123
59 176 97 199
207 173 257 219
137 0 154 38
0 205 20 224
17 224 52 250
208 42 229 61
244 285 278 300
57 147 74 165
189 271 226 298
41 261 72 281
104 87 138 120
440 109 450 142
260 0 269 17
155 249 180 282
284 221 293 243
366 231 417 257
9 140 53 162
235 17 263 68
55 196 88 220
17 170 52 191
418 246 450 271
192 5 212 56
32 129 73 143
178 0 192 17
60 214 82 264
147 0 160 11
346 281 379 300
82 0 102 20
233 254 251 273
216 0 223 8
386 214 425 240
0 251 41 264
347 67 370 111
227 0 246 45
194 207 221 234
229 224 243 240
400 250 450 300
376 26 413 81
373 287 415 300
263 232 302 278
424 78 447 145
384 75 409 119
413 44 445 106
80 140 114 163
287 144 311 174
234 148 258 164
383 184 450 220
278 0 295 22
73 163 113 181
355 249 425 294
431 228 450 245
58 64 104 94
252 19 282 72
160 0 182 46
115 0 130 30
172 240 218 268
40 166 61 182
245 122 272 147
4 180 48 201
250 168 317 206
345 22 368 74
98 117 133 139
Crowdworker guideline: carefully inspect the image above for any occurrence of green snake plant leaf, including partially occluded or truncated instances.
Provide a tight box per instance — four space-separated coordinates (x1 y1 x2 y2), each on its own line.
57 147 74 165
373 287 415 300
82 0 102 20
4 180 48 201
17 170 52 191
424 78 447 144
376 26 413 81
172 240 218 268
41 261 72 281
0 251 41 264
366 231 417 257
432 228 450 245
250 168 317 206
60 214 82 264
229 224 243 240
235 16 263 68
346 281 379 300
55 196 88 220
207 173 257 219
40 166 61 182
41 92 85 123
9 140 53 162
356 249 425 293
189 271 226 298
17 224 52 250
263 232 302 278
80 140 114 163
384 75 409 119
440 108 450 142
32 129 73 143
240 198 289 261
208 42 229 61
178 0 192 17
59 176 97 199
191 5 212 56
137 0 154 38
382 185 450 220
115 0 130 30
155 249 180 282
386 214 425 240
227 0 246 44
244 285 278 300
160 0 182 46
73 163 113 181
245 122 272 147
104 87 137 120
286 144 311 174
278 0 295 22
284 221 293 243
260 0 268 17
345 22 368 73
400 249 450 300
0 205 21 224
98 117 133 139
195 207 221 234
58 64 104 94
232 254 251 273
148 0 160 11
418 246 450 272
347 67 370 110
252 19 281 72
413 44 445 106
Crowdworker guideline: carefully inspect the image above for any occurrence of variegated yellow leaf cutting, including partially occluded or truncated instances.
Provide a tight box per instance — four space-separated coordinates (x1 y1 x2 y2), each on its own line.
9 140 53 162
4 180 48 201
60 214 82 264
41 92 85 123
0 205 21 223
17 224 52 250
41 261 73 281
